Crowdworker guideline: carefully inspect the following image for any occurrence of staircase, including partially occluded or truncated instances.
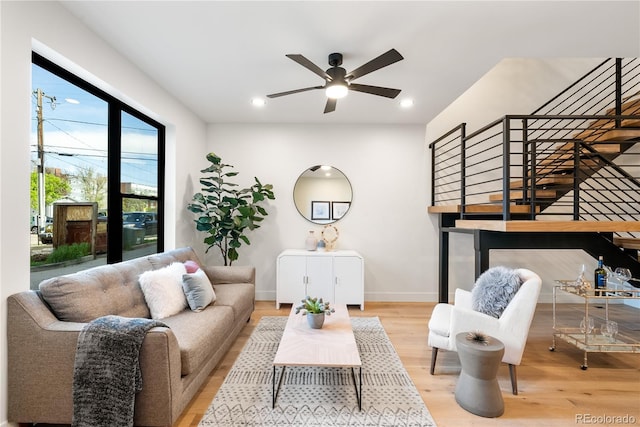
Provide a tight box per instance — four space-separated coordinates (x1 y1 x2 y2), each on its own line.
428 58 640 301
493 95 640 212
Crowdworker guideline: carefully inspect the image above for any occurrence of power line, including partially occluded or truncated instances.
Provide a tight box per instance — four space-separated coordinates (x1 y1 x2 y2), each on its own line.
32 145 158 162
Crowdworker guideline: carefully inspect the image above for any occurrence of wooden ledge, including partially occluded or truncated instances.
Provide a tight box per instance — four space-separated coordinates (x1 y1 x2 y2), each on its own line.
454 220 640 232
613 237 640 250
427 204 539 214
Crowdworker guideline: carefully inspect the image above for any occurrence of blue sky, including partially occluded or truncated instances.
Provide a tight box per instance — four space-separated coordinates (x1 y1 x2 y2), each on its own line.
31 64 159 191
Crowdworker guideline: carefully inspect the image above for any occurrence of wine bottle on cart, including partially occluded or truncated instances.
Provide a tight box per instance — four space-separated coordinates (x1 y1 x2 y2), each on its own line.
594 256 606 296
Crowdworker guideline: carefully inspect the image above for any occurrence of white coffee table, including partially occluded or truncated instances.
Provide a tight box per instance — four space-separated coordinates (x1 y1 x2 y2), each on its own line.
272 304 362 409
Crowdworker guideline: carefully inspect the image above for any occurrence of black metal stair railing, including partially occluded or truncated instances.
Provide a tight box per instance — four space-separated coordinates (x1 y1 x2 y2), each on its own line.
430 115 640 221
547 142 640 238
429 58 640 233
429 59 640 296
531 58 640 118
429 124 465 208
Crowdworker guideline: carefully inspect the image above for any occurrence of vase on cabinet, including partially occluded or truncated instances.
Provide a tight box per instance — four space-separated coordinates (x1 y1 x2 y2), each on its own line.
307 312 325 329
305 231 318 251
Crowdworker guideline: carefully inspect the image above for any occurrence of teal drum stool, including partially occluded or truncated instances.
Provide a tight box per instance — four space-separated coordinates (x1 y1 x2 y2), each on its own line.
454 332 505 417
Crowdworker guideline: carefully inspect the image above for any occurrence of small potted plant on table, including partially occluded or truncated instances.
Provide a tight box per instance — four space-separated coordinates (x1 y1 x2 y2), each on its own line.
295 296 335 329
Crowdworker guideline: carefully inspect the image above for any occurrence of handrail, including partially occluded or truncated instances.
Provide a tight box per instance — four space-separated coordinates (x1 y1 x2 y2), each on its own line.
531 59 612 115
464 117 504 141
428 123 465 149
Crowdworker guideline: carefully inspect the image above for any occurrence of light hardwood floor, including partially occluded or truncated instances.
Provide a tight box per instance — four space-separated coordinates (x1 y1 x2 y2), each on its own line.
174 301 640 427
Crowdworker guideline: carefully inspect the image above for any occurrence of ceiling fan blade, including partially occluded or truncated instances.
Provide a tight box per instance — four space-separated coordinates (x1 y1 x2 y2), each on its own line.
349 83 401 99
267 86 323 98
324 98 337 114
346 49 404 81
286 54 331 80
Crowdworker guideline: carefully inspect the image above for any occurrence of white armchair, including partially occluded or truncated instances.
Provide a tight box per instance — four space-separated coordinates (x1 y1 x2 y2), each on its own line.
428 268 542 395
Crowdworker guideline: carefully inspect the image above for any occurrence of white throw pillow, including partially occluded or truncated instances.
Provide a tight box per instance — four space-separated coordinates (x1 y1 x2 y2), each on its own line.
139 262 188 319
182 269 216 312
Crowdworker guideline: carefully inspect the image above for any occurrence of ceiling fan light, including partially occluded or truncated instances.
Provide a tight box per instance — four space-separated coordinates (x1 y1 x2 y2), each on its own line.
325 83 348 99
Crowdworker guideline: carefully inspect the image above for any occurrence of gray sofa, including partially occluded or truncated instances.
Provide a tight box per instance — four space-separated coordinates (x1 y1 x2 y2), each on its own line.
7 247 255 426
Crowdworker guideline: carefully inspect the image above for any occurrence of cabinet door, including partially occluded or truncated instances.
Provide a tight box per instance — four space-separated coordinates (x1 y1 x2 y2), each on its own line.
333 256 363 305
305 256 333 302
277 256 306 306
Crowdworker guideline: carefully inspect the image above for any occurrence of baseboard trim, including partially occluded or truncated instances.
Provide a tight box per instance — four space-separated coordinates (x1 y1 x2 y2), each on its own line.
256 290 437 303
363 291 436 302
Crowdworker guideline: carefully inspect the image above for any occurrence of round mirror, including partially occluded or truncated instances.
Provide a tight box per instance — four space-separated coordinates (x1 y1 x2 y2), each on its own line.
293 165 353 224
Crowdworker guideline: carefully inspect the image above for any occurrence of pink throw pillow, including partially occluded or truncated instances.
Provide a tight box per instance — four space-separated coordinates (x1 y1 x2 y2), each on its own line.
184 260 200 274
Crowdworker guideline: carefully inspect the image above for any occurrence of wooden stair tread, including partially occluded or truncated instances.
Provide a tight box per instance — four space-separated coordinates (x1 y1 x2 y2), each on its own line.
621 118 640 127
613 237 640 250
604 97 640 116
535 140 622 154
489 189 557 202
570 96 640 143
574 128 640 142
454 220 640 232
536 159 600 174
510 176 573 188
586 117 640 129
538 150 613 165
427 204 539 214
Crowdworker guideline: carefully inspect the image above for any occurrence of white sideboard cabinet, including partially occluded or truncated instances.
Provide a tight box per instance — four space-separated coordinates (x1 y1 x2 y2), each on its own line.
276 249 364 310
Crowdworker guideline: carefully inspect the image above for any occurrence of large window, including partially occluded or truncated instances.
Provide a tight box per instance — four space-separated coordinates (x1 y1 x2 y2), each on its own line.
30 52 164 288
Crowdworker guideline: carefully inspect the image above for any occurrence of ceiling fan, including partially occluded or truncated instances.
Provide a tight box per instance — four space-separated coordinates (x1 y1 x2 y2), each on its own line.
267 49 404 114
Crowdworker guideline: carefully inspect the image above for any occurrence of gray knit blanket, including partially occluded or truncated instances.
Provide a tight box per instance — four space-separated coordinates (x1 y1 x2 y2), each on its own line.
72 315 168 427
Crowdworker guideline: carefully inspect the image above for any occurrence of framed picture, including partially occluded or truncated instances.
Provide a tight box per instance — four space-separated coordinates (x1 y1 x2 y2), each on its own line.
332 201 350 220
311 201 331 220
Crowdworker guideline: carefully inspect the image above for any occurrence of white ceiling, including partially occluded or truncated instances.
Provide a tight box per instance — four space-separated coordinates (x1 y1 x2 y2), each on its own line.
60 1 640 125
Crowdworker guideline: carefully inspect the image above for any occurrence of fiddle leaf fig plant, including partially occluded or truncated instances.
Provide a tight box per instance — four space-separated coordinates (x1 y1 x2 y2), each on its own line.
187 152 275 265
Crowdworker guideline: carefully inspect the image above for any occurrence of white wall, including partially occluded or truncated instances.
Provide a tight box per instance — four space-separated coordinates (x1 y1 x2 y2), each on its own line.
203 123 437 302
0 2 207 425
425 58 619 302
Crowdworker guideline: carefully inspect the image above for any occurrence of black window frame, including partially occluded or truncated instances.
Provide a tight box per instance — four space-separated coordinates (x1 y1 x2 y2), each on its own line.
33 52 165 263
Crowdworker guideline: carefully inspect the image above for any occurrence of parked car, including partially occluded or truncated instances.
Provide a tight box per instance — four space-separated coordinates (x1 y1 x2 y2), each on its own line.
30 216 52 234
39 223 54 244
123 212 158 235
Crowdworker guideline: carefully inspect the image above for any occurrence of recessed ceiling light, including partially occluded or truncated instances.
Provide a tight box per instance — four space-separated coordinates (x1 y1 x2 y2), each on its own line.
400 98 414 108
251 97 266 107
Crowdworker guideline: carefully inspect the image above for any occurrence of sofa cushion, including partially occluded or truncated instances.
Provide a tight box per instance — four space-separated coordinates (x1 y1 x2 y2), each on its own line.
213 282 255 321
40 261 152 322
182 269 216 312
147 247 202 270
139 262 188 319
160 305 234 375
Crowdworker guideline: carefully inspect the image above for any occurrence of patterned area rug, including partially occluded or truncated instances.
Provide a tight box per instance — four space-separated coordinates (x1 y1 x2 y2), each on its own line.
199 316 437 426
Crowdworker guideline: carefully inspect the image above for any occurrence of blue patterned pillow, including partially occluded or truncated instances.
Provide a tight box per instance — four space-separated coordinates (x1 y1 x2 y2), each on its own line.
471 266 523 318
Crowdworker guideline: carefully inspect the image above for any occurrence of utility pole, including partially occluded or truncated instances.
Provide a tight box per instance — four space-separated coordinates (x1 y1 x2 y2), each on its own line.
34 88 56 243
